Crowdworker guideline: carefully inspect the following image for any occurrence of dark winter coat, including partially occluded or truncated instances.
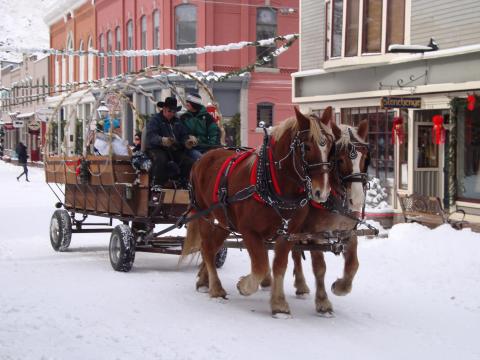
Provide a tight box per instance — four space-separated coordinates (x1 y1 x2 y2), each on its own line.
16 143 28 164
181 106 220 147
146 112 190 151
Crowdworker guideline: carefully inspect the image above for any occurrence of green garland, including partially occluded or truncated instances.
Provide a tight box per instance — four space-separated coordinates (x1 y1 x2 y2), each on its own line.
448 98 461 209
211 35 299 83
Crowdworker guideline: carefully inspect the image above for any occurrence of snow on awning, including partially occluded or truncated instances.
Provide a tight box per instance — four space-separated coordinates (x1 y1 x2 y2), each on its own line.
17 112 35 119
45 89 95 108
8 112 19 122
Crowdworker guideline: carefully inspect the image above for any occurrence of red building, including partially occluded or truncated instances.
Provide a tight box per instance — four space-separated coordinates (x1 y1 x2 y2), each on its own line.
47 0 299 146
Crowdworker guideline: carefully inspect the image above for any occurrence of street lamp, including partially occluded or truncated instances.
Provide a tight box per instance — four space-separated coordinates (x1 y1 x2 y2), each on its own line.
96 101 109 120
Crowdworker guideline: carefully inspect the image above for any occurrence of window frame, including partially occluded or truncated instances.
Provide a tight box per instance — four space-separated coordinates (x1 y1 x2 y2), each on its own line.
79 40 85 83
115 26 122 75
175 4 197 67
98 33 105 78
140 15 147 69
127 20 134 73
107 30 113 77
325 0 406 60
256 102 274 128
153 10 160 66
256 7 278 68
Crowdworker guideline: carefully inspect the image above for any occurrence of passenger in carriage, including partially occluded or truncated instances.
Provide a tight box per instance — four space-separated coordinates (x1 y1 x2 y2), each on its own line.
145 96 195 187
132 131 142 153
180 92 220 161
93 113 130 156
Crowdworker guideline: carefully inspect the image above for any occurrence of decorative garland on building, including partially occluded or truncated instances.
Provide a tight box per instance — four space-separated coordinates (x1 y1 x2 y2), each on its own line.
0 34 298 99
0 34 297 58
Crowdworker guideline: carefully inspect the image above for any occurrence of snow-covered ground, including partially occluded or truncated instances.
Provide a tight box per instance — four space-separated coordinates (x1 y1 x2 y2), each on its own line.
1 162 480 360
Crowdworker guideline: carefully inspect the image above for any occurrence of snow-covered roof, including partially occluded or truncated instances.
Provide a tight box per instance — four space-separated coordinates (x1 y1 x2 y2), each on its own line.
43 0 87 26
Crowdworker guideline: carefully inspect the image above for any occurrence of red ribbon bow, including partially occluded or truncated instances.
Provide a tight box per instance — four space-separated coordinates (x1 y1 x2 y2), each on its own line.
391 117 404 144
467 95 476 111
432 115 445 144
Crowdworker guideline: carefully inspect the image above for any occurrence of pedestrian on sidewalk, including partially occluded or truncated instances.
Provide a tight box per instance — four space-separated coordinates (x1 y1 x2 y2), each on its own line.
16 142 29 182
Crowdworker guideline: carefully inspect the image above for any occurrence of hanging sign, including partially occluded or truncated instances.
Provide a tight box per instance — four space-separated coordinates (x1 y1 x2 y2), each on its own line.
28 120 41 132
13 120 25 128
381 97 422 109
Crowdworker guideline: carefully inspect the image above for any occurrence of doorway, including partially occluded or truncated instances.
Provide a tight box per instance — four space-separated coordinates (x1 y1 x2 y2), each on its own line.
413 110 448 199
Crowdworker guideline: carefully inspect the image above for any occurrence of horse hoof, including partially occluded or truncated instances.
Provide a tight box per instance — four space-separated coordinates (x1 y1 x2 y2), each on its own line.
331 280 352 296
295 293 309 300
209 288 228 299
316 309 335 318
237 276 257 296
272 311 292 319
197 286 209 293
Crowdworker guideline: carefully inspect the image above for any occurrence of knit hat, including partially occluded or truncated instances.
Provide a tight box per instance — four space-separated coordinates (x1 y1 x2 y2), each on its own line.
186 93 203 106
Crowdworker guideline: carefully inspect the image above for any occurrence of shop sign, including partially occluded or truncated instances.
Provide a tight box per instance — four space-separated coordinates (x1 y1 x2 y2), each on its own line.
381 96 422 109
13 120 25 128
4 123 14 130
28 120 41 132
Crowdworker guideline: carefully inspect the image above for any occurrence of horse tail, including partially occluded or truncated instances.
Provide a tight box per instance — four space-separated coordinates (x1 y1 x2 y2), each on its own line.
179 217 202 263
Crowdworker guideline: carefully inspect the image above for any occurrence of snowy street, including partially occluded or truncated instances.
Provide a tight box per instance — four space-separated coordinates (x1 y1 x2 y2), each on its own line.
1 161 480 360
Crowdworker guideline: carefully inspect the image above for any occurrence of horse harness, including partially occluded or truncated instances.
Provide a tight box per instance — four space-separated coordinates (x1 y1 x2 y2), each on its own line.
188 128 333 235
313 129 374 234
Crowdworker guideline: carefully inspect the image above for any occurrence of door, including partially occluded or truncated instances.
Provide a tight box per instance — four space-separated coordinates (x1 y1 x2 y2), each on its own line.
413 110 448 199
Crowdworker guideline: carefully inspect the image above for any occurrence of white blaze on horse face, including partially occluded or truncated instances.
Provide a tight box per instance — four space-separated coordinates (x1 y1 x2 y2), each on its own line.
311 142 330 203
349 155 365 212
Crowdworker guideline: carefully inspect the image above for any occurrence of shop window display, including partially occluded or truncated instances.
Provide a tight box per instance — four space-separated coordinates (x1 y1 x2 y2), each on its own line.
457 103 480 201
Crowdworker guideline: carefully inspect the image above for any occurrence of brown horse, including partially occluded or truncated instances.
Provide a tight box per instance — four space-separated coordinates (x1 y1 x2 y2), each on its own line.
288 120 369 316
181 107 335 315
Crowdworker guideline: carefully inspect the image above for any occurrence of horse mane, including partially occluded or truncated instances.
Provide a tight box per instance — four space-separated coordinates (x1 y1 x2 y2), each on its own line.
271 115 332 144
336 124 368 149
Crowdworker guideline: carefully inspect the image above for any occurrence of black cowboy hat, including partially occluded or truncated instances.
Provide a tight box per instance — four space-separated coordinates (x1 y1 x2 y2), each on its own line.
157 96 182 112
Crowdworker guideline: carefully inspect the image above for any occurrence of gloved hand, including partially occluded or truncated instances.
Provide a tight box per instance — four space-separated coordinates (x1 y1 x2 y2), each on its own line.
161 137 175 147
185 135 198 149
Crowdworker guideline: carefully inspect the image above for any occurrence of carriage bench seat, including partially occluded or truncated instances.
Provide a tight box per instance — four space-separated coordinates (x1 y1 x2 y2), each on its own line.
397 193 468 230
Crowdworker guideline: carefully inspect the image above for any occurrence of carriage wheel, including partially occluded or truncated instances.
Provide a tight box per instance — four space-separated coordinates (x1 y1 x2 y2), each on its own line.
215 247 228 269
109 224 136 272
49 209 72 252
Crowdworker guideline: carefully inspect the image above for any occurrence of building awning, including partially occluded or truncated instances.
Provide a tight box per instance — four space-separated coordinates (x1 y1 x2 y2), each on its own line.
17 112 35 119
35 107 55 122
45 89 96 108
8 112 19 122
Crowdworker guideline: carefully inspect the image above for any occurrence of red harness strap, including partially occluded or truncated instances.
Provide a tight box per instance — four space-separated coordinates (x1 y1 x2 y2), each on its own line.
249 137 282 203
212 149 256 203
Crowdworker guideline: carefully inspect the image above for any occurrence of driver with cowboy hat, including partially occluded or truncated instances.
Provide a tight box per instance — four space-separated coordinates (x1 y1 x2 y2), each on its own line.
145 96 195 187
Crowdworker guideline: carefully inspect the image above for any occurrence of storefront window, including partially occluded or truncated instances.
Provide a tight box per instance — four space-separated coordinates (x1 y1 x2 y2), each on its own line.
457 105 480 200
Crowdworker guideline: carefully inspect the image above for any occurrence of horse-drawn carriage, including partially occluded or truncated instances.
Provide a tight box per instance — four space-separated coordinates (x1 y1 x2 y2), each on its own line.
45 72 378 317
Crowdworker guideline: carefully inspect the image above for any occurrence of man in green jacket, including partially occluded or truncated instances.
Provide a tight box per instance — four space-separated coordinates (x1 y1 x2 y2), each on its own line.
181 92 220 160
